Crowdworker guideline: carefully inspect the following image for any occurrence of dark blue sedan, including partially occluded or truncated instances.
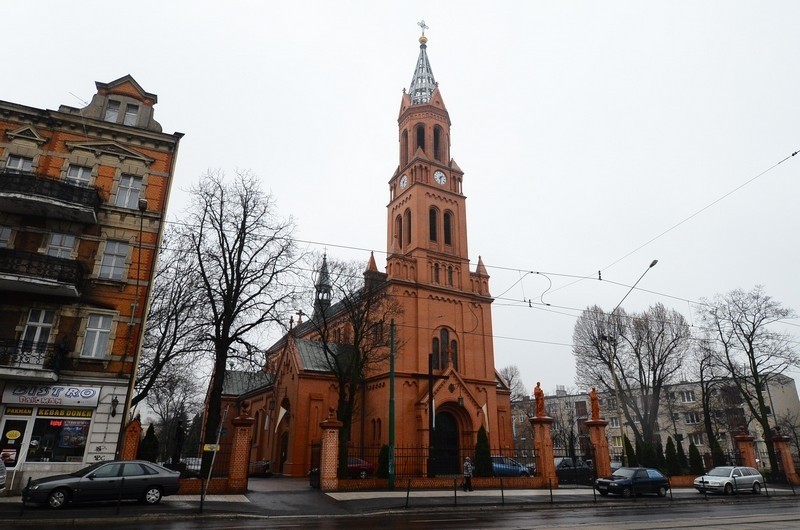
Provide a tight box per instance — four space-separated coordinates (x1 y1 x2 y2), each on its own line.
594 467 669 497
491 456 534 477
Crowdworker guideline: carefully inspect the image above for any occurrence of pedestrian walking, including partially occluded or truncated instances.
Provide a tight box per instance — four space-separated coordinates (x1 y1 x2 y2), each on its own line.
463 456 474 491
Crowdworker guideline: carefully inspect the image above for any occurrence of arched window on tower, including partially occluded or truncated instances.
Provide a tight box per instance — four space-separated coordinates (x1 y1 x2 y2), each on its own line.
443 212 452 246
429 208 438 242
403 209 412 247
440 329 450 368
450 340 458 371
433 263 440 284
395 215 403 250
433 126 443 161
447 266 454 286
416 124 426 154
401 130 409 167
431 337 440 370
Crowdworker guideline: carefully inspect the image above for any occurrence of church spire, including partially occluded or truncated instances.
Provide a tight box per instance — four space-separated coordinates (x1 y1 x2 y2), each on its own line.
313 253 332 319
408 20 436 105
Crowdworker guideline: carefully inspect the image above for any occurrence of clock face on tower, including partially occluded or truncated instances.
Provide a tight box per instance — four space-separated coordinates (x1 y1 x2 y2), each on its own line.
400 175 408 189
433 170 447 185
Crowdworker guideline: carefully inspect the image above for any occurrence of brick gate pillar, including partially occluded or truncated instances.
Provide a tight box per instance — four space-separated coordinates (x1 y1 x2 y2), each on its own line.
586 419 611 478
773 427 800 484
530 416 556 485
120 415 142 460
228 412 255 493
320 409 343 492
734 426 757 468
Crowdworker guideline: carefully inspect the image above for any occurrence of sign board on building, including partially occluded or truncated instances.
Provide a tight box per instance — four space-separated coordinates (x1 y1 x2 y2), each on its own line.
2 383 101 407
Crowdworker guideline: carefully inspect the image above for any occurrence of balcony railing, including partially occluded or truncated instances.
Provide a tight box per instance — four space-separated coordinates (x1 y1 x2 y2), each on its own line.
0 339 65 374
0 170 101 222
0 249 85 296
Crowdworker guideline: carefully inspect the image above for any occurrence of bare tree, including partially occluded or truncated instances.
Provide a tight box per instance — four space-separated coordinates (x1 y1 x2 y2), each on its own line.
133 227 206 407
301 257 402 477
574 303 690 451
700 286 799 473
146 364 201 462
183 170 301 446
499 365 528 402
689 339 727 464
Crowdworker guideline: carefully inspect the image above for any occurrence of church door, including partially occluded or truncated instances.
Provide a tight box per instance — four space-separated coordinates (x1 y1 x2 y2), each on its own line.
432 411 459 475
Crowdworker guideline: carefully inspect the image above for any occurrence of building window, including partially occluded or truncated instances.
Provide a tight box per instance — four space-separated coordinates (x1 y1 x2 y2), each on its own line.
685 411 701 424
66 165 92 187
443 212 452 245
433 263 440 283
21 309 55 354
115 174 143 209
395 215 403 249
46 233 76 259
606 398 617 408
447 266 453 286
403 209 411 247
609 417 620 428
104 100 120 122
25 416 91 463
680 390 696 403
431 337 440 370
611 436 622 447
6 155 33 173
439 329 450 367
429 208 438 241
123 104 139 126
450 340 458 371
688 433 703 446
0 226 11 248
80 314 113 359
416 124 425 152
99 240 129 280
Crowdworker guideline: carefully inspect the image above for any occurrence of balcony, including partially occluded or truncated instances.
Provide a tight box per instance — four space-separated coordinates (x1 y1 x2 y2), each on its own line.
0 249 85 297
0 170 101 224
0 339 64 382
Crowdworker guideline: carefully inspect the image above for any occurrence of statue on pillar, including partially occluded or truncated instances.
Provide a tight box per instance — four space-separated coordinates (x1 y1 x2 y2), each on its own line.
534 382 545 417
590 387 600 420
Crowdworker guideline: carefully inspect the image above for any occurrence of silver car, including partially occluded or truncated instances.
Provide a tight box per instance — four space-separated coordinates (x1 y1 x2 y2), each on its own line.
693 466 764 495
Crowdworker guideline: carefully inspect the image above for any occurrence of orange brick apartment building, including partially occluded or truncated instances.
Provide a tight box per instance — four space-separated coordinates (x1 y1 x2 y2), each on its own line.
0 76 181 488
223 33 513 477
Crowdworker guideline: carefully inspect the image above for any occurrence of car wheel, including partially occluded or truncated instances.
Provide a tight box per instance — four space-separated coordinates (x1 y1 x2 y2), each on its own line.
657 486 667 497
47 488 70 509
724 483 733 495
599 490 609 496
142 486 163 505
621 487 632 498
358 469 367 480
752 482 761 494
521 471 530 477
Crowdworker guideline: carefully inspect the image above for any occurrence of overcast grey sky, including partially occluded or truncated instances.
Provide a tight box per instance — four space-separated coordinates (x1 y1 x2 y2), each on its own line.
6 1 799 395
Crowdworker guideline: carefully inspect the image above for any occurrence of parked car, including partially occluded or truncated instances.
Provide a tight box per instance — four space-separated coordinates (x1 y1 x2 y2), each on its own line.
594 467 670 497
0 457 6 492
347 457 374 479
693 466 764 495
554 457 593 484
491 456 534 477
22 460 180 509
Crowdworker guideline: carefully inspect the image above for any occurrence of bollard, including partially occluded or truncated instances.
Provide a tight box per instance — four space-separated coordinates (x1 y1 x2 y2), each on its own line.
405 478 411 509
453 477 458 506
549 478 553 504
500 477 504 506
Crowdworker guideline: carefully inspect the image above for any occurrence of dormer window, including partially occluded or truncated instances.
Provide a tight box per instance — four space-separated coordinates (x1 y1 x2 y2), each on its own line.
123 104 139 126
104 100 120 122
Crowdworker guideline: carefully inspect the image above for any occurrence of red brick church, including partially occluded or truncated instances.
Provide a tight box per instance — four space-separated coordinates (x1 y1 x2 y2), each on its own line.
224 28 513 477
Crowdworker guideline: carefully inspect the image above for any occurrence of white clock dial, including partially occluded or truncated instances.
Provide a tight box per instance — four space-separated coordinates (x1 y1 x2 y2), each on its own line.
400 175 408 189
434 170 447 185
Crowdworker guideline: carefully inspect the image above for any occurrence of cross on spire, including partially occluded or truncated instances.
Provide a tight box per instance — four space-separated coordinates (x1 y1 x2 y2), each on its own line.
417 20 428 35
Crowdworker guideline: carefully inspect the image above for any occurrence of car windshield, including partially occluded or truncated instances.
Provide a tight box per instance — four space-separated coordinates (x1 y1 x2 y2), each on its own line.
611 467 636 478
707 467 733 477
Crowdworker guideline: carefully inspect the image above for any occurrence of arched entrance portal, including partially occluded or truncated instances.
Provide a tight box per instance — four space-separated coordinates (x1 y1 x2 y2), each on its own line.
433 411 459 475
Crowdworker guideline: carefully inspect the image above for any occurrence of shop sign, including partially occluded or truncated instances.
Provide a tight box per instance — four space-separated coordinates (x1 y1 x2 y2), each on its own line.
4 406 34 416
36 408 94 418
2 383 100 407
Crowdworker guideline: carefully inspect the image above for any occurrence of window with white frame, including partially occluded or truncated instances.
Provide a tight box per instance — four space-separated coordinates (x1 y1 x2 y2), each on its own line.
123 104 139 126
99 240 129 280
0 226 11 247
609 417 620 428
611 436 622 447
66 165 92 187
104 100 120 122
6 155 33 172
21 309 55 353
685 411 701 424
80 314 113 359
680 390 696 403
45 233 76 259
688 433 703 446
606 398 617 408
114 175 142 209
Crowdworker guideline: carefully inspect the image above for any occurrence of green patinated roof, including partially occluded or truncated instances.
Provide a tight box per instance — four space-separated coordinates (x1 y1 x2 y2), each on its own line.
295 339 355 373
222 370 273 396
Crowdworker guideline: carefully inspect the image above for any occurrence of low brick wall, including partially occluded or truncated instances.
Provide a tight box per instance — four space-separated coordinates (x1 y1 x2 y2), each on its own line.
337 475 554 491
178 477 230 495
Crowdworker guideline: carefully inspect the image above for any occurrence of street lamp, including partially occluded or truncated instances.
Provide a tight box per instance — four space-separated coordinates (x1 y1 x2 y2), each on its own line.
603 259 658 466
